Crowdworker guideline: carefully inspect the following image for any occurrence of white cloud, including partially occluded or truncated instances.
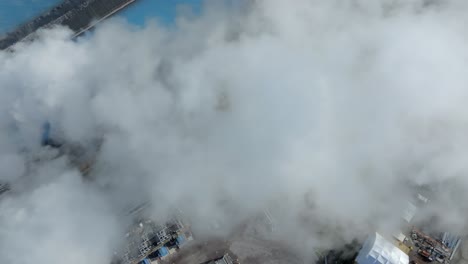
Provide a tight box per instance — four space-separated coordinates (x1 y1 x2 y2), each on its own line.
2 0 468 262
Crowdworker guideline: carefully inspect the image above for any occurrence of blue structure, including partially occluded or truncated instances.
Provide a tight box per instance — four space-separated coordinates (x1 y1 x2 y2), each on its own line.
176 234 186 246
442 232 461 260
158 246 169 257
442 232 460 249
139 259 151 264
41 121 51 146
41 121 62 148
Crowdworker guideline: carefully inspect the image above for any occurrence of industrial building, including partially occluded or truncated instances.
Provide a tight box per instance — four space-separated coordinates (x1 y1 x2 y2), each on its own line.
0 0 138 50
355 192 461 264
398 193 460 264
112 211 193 264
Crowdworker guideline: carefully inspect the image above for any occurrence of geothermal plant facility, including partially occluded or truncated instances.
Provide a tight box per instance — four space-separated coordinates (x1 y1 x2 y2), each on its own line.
0 1 464 264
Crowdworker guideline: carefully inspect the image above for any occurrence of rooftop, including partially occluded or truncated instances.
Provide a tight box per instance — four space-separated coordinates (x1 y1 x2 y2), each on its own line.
356 233 409 264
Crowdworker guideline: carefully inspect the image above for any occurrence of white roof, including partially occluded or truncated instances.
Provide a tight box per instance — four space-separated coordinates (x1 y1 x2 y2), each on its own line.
356 233 409 264
393 232 406 243
417 194 428 203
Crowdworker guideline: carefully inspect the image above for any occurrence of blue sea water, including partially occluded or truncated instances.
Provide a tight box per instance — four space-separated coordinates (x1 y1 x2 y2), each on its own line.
0 0 62 34
119 0 202 27
0 0 202 35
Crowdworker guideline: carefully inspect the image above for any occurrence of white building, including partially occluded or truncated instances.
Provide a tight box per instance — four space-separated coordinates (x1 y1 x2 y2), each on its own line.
356 233 409 264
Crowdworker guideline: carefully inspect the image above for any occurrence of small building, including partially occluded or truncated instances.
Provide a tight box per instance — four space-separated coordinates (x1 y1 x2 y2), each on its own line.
356 233 409 264
176 234 186 248
158 247 169 259
139 259 151 264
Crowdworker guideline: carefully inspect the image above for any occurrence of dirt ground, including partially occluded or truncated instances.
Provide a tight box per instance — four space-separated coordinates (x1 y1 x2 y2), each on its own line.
159 237 304 264
160 239 231 264
159 217 305 264
230 238 304 264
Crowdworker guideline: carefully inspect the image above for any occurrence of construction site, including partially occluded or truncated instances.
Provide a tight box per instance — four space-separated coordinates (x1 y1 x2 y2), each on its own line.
111 213 193 264
406 228 460 264
352 192 462 264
